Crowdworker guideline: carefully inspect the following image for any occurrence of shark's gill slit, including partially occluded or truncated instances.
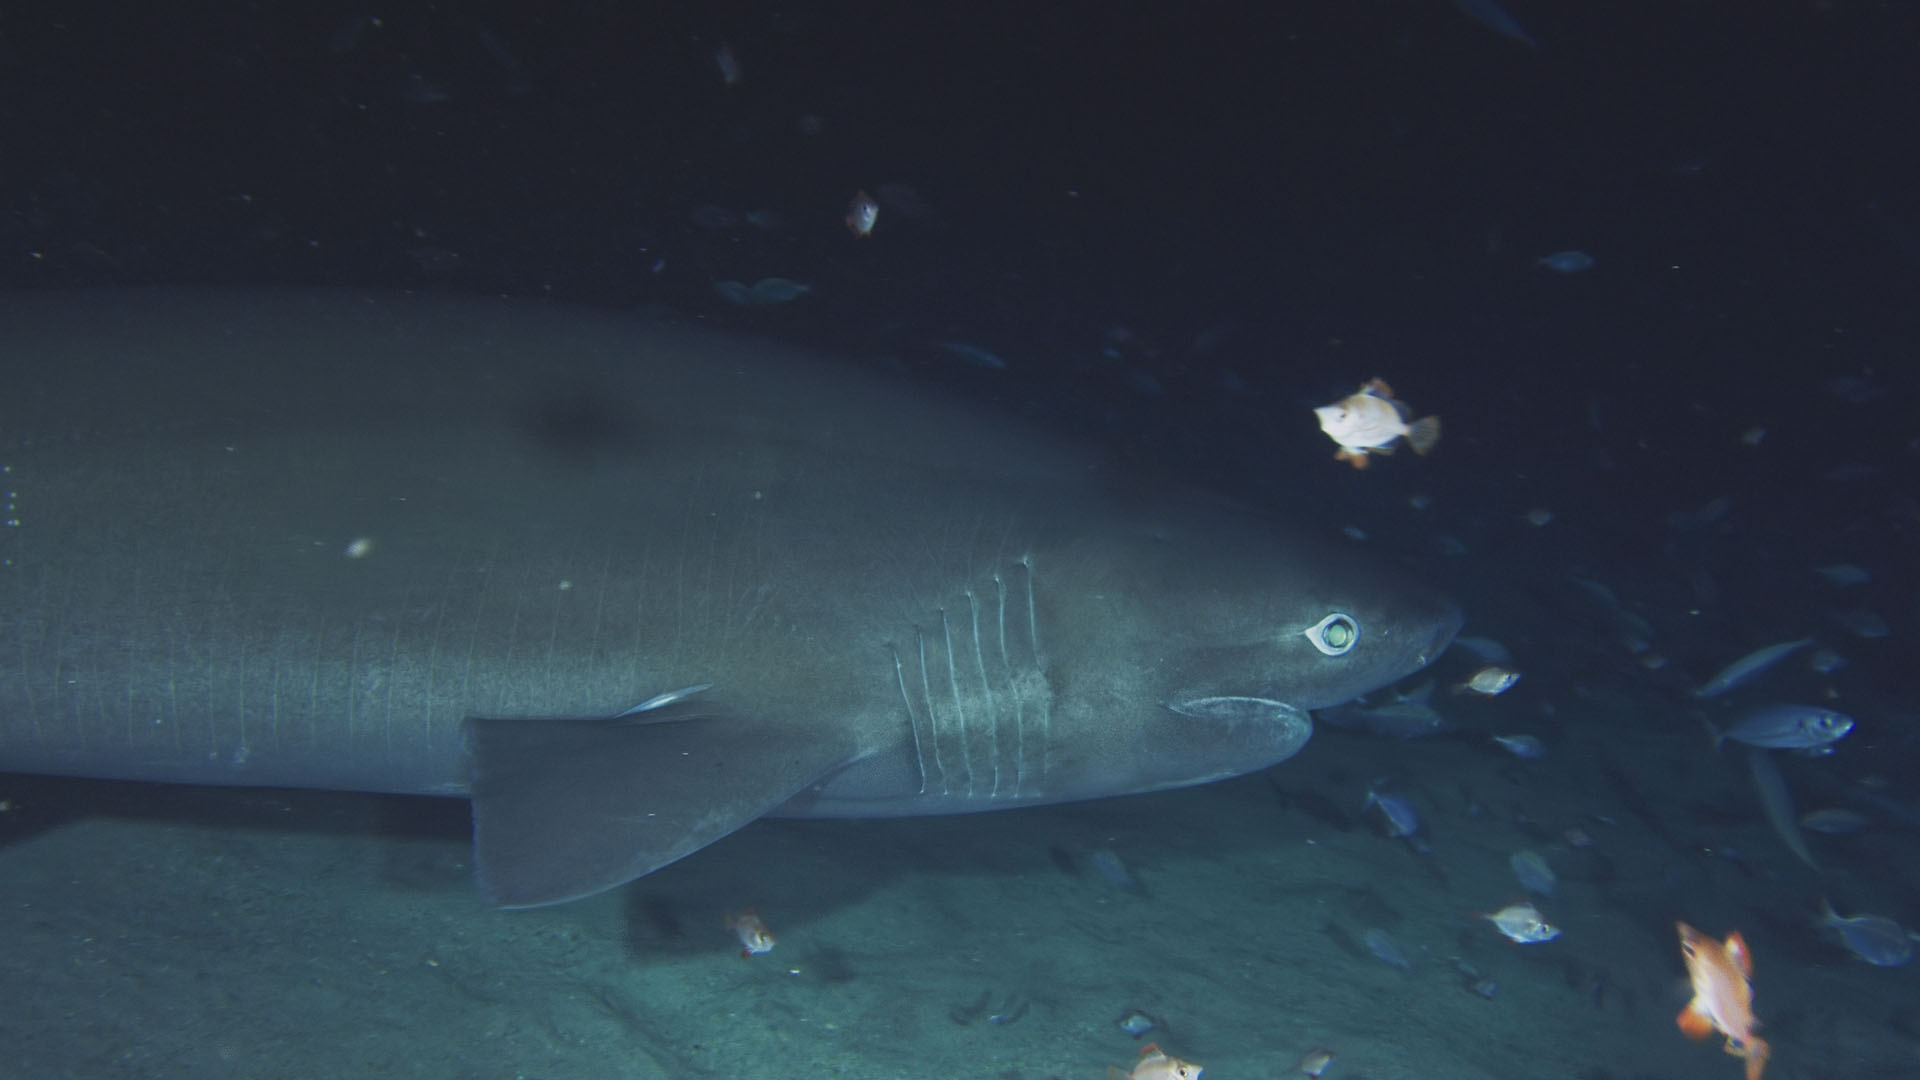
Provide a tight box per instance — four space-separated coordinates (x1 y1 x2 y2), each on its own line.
1020 555 1040 664
891 643 929 794
966 587 1002 797
1019 556 1050 778
916 627 948 794
939 607 975 795
994 571 1027 796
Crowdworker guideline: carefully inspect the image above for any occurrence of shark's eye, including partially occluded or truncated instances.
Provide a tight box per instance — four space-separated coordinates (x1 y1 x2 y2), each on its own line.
1303 612 1359 656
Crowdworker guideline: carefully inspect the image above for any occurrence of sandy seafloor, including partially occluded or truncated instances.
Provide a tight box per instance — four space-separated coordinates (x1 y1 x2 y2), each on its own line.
4 671 1915 1080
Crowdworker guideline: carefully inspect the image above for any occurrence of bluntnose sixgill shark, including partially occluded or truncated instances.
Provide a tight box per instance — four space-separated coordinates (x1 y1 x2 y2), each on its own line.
0 289 1460 906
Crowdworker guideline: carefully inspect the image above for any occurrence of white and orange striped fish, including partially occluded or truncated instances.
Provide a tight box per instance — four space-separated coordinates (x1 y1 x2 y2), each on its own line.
725 909 776 958
1312 378 1439 469
1676 922 1769 1080
1106 1043 1201 1080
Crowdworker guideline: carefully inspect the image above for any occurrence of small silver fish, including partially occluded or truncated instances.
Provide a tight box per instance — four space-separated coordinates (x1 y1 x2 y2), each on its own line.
1116 1009 1159 1038
1453 665 1520 696
1491 734 1546 759
1362 927 1412 970
1509 850 1555 896
1567 575 1656 641
1536 250 1594 273
1088 848 1139 892
1817 898 1916 966
1799 808 1871 835
1296 1048 1337 1078
1484 901 1560 943
1312 378 1439 469
748 277 812 304
1814 563 1872 586
1748 747 1818 869
714 277 814 306
1693 637 1813 698
714 43 742 86
1362 785 1420 837
1711 704 1855 751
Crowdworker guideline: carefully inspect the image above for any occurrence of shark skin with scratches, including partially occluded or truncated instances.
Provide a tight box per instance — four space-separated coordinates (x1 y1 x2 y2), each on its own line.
0 290 1460 907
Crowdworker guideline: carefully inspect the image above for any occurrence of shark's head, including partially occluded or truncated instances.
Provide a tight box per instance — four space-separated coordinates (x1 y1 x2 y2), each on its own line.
1034 495 1461 797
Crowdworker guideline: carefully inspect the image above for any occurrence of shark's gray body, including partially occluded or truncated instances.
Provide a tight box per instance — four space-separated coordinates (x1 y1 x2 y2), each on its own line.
0 289 1459 906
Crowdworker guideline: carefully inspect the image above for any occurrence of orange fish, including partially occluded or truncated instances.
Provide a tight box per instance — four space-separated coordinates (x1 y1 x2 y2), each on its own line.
725 909 776 958
1106 1043 1201 1080
1676 922 1769 1080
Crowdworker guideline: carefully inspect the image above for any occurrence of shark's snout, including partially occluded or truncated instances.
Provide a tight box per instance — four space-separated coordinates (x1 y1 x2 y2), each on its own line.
1416 601 1465 669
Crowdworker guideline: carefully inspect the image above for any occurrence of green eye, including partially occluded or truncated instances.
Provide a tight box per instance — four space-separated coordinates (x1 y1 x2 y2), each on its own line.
1303 613 1359 656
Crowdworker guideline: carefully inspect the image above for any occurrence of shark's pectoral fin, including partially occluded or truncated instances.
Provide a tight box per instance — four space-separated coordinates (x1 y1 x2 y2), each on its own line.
468 703 855 908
